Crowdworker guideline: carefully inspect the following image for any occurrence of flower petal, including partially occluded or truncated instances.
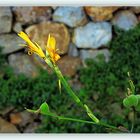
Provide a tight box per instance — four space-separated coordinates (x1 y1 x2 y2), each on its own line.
46 34 56 50
18 31 36 50
54 54 60 62
18 31 31 43
18 31 46 59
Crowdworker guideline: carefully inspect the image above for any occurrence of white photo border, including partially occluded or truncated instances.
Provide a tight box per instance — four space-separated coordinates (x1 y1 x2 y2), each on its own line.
0 1 140 140
0 0 140 6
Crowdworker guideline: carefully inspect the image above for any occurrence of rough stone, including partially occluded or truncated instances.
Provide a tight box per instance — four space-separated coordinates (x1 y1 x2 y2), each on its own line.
10 111 33 126
80 49 110 62
68 43 79 57
73 22 112 49
25 21 70 55
130 7 140 14
84 6 120 21
0 117 19 133
12 7 52 25
13 22 23 33
8 53 39 77
0 7 12 34
24 122 39 133
53 7 87 27
0 34 25 54
19 111 34 126
57 55 82 77
10 113 22 125
138 15 140 21
52 6 58 10
0 107 14 116
112 10 138 31
31 54 51 72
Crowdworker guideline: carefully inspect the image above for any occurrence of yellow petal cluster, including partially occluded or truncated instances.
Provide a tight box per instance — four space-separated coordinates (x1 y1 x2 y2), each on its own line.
46 34 60 63
18 31 60 63
18 31 46 59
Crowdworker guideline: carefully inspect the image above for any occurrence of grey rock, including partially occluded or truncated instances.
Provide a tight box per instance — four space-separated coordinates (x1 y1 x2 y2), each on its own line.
68 43 79 57
8 53 39 77
0 117 19 133
24 122 39 133
53 7 87 27
73 22 112 49
18 111 34 127
80 49 110 62
12 7 52 25
13 22 23 33
112 10 138 31
0 107 14 116
0 7 12 34
0 34 25 54
130 7 140 14
52 6 58 10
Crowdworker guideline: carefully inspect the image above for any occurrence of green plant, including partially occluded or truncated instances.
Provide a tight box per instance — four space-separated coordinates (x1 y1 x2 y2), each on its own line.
0 48 58 109
0 48 102 132
0 37 109 133
1 24 140 133
79 24 140 132
0 68 61 110
10 25 140 133
17 31 122 132
122 72 140 132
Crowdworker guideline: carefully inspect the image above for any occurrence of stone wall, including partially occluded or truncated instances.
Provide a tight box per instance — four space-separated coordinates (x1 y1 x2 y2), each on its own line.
0 6 140 77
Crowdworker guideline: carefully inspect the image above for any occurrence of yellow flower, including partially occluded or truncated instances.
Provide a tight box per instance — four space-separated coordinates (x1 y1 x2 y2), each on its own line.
46 34 60 63
18 31 46 59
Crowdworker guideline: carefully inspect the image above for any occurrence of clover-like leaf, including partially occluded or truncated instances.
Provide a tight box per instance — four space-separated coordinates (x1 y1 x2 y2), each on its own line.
40 102 50 115
135 95 140 111
123 95 138 108
26 102 50 115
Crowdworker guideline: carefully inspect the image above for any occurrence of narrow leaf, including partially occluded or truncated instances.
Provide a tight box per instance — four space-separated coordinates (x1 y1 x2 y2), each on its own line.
25 107 40 114
84 104 99 123
129 80 135 94
58 79 62 94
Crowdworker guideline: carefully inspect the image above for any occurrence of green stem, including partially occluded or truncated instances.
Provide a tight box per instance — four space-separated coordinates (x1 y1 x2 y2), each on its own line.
131 107 135 133
46 113 120 132
131 122 134 133
53 64 99 123
99 121 118 130
44 60 119 131
54 65 82 105
44 58 53 68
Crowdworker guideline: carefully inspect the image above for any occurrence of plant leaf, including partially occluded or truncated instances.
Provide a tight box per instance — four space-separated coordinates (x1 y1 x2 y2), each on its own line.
123 95 138 108
84 104 99 123
129 80 135 94
58 79 62 94
40 102 50 115
25 102 50 115
135 95 140 111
